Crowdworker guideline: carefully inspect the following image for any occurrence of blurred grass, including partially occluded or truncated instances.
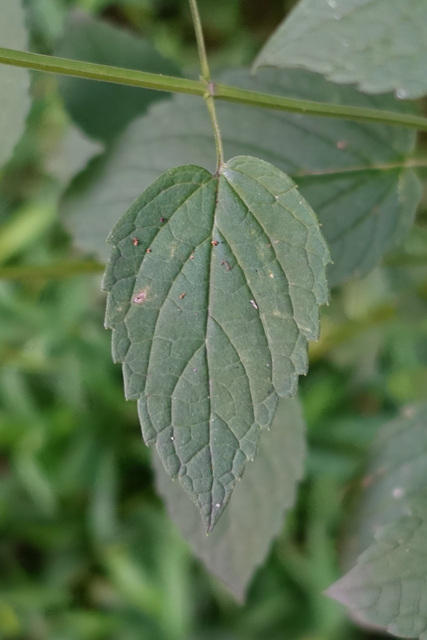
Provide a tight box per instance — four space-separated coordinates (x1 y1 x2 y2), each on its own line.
1 0 427 638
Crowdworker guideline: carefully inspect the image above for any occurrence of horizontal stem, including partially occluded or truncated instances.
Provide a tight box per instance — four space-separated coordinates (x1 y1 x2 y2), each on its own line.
384 253 427 267
0 47 203 95
1 46 427 131
0 260 105 280
213 83 427 131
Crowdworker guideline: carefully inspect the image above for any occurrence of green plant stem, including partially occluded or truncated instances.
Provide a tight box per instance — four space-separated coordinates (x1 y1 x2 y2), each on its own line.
2 46 427 132
213 83 427 131
384 253 427 267
188 0 210 81
205 89 224 171
188 0 224 170
0 47 203 94
0 260 105 280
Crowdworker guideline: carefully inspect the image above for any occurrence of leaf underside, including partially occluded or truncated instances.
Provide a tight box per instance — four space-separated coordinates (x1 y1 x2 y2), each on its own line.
154 396 306 600
0 0 31 167
62 68 419 287
328 494 427 639
104 155 329 530
254 0 427 100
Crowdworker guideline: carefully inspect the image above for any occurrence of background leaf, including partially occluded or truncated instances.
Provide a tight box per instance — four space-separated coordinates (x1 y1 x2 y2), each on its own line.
55 11 181 142
45 123 104 187
61 68 419 286
340 403 427 570
328 493 427 639
4 0 426 637
254 0 427 100
154 396 306 601
103 156 329 530
0 0 31 167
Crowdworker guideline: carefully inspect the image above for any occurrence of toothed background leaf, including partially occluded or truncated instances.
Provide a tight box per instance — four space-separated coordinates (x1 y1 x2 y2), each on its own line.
61 68 419 286
340 404 427 571
3 0 427 638
254 0 427 100
103 156 328 530
0 0 31 167
154 397 306 601
328 494 427 639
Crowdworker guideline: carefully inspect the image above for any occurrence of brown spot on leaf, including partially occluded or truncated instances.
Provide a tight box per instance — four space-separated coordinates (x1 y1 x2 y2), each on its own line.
361 473 375 488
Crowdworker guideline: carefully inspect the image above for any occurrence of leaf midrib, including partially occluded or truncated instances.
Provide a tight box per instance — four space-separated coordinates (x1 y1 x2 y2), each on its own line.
205 175 219 528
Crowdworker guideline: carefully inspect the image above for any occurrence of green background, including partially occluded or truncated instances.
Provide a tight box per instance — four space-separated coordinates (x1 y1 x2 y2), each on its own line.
1 0 427 638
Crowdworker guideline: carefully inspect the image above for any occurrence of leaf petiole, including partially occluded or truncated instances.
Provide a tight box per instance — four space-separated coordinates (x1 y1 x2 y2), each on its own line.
188 0 224 171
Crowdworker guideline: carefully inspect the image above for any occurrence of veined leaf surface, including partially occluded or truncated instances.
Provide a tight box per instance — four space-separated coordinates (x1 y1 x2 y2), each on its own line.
341 404 427 570
62 68 419 286
254 0 427 100
328 494 427 639
104 156 329 530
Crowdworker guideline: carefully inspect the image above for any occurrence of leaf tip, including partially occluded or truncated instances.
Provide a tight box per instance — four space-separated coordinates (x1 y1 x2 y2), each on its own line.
205 501 225 533
323 578 346 605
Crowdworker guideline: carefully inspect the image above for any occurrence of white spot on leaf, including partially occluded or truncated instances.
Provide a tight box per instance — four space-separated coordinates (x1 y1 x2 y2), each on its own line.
133 290 147 304
395 88 408 99
392 487 404 499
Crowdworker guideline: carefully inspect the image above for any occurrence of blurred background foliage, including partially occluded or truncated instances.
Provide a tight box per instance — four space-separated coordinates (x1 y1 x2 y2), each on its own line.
1 0 427 638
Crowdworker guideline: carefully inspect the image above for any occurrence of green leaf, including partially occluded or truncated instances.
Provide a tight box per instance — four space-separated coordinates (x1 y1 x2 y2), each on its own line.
45 123 103 187
0 0 31 167
254 0 427 100
62 68 419 286
340 404 427 571
55 12 181 142
103 156 329 530
327 493 427 639
154 396 306 600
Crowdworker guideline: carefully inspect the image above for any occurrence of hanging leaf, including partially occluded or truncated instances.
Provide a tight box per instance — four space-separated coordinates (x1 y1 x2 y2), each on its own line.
254 0 427 100
62 68 419 286
328 493 427 639
0 0 31 167
55 12 181 141
103 156 329 530
154 396 306 600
